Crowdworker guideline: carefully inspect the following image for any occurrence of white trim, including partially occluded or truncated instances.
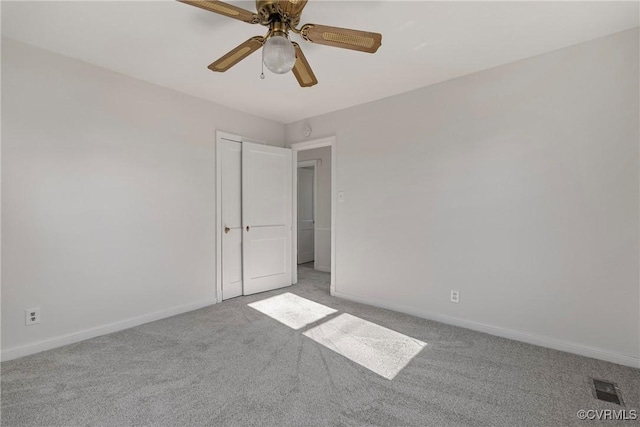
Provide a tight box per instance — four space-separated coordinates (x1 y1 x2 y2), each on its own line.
290 137 336 296
334 290 640 369
290 137 335 151
242 137 267 145
291 151 298 284
217 131 242 143
1 298 216 362
312 162 318 272
297 160 317 168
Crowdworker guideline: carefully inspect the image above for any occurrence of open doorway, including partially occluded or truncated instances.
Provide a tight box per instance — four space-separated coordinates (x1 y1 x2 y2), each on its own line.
297 161 316 267
291 137 336 295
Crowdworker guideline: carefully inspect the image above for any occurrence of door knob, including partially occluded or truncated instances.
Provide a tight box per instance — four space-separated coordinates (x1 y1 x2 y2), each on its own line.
224 227 231 234
246 226 250 232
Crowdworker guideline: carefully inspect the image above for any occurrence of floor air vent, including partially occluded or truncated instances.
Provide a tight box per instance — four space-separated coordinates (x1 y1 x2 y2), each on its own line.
591 378 623 405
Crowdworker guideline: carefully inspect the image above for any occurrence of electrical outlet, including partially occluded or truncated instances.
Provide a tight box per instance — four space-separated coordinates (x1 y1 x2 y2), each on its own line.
450 290 460 304
338 191 345 203
25 308 40 326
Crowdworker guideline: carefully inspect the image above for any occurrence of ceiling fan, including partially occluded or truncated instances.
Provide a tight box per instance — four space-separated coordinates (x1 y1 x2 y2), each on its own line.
178 0 383 87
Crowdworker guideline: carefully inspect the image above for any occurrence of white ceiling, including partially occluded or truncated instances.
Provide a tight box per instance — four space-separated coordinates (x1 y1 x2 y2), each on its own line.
2 1 638 123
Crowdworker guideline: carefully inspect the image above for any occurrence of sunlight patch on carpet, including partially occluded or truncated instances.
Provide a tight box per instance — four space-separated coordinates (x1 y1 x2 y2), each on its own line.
303 313 426 380
248 293 337 329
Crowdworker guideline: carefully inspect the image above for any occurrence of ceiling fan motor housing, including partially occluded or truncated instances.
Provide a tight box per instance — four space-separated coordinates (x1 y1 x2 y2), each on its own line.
256 0 302 27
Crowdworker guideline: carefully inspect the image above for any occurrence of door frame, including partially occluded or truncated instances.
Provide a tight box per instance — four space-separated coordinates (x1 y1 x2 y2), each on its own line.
290 136 336 296
297 160 318 268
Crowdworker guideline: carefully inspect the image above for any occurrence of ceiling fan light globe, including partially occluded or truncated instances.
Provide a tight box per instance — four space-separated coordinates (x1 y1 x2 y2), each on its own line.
263 34 296 74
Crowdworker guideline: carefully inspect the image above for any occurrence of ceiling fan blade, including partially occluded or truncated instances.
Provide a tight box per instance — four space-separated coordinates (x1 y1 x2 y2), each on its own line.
277 0 308 18
208 37 264 72
300 24 382 53
178 1 259 24
291 42 317 87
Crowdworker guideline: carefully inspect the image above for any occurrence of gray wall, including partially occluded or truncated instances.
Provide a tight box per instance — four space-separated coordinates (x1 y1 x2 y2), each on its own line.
286 29 640 366
1 38 285 356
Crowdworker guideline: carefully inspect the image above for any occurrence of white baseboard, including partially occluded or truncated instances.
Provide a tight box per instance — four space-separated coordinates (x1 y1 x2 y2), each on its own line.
1 298 217 362
314 265 331 273
334 290 640 369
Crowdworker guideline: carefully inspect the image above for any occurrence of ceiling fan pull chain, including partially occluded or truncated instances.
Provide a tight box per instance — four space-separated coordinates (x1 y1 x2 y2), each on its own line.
260 49 265 80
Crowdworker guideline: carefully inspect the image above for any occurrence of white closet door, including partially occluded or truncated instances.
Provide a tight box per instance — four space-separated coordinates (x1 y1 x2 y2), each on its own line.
242 142 293 295
220 139 243 300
